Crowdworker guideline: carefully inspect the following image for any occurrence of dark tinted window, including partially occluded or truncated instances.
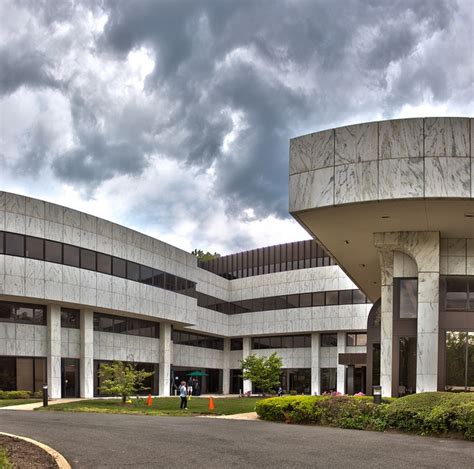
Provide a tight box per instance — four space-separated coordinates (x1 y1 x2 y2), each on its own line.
153 270 165 288
339 290 353 305
25 236 44 260
0 232 3 254
300 293 312 308
287 294 299 308
0 302 14 321
44 240 62 263
312 292 325 306
399 279 418 318
353 290 366 304
321 333 337 347
61 308 80 329
80 249 96 271
230 338 243 350
97 253 112 274
140 266 153 285
63 245 79 267
325 291 339 305
5 233 24 256
0 302 46 325
446 277 468 310
127 261 140 281
112 257 126 278
165 274 176 291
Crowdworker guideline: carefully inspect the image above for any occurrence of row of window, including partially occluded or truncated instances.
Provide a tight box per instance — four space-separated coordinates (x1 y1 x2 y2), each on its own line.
0 301 46 325
199 239 336 279
443 276 474 311
252 335 311 349
0 231 196 298
61 308 80 329
172 330 225 350
93 313 160 338
346 332 367 347
197 289 368 314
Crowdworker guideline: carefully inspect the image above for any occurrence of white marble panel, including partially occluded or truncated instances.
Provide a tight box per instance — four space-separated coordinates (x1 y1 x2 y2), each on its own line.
289 167 334 211
63 283 81 303
63 265 80 285
425 157 471 197
0 210 4 231
80 230 97 250
45 221 63 242
378 158 423 199
5 256 25 277
80 287 97 306
64 207 81 228
5 193 26 214
25 197 45 219
447 256 467 275
467 257 474 275
25 278 45 297
335 161 378 204
4 275 25 295
97 218 113 238
63 225 81 245
290 129 334 175
379 118 423 159
45 280 62 300
45 202 63 224
424 117 470 157
45 262 62 282
447 238 466 256
5 212 26 233
335 122 378 164
0 192 5 210
96 235 113 255
25 216 45 238
112 223 128 243
466 239 474 257
80 212 97 233
96 290 112 307
80 269 97 289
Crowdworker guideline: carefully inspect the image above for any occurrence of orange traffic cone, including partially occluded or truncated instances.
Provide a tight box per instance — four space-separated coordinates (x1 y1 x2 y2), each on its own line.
208 396 215 411
147 394 153 406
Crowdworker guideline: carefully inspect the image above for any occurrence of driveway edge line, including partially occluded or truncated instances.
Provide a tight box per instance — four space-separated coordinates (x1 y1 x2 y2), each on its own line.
0 431 71 469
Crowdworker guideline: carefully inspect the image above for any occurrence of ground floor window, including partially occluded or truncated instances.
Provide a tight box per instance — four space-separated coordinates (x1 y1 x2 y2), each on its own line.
172 367 222 394
279 368 311 394
445 331 474 391
399 336 417 395
229 369 243 394
320 368 337 394
94 360 159 396
0 356 46 392
345 365 366 394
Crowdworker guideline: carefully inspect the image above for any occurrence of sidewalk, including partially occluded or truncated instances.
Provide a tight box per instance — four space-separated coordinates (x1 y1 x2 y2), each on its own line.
0 398 83 411
199 411 259 420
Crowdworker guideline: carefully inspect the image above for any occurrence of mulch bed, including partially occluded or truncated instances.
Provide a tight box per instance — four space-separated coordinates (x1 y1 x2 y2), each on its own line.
0 434 57 468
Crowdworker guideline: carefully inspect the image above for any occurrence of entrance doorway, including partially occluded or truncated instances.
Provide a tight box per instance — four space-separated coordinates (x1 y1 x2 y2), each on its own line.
61 358 80 398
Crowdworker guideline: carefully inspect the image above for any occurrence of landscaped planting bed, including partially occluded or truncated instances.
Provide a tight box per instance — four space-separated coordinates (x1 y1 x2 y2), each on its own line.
255 392 474 440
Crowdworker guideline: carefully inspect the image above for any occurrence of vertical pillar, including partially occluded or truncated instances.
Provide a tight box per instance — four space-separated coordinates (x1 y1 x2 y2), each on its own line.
311 332 320 395
47 304 61 398
336 331 346 394
159 323 172 396
80 309 94 398
222 338 230 394
242 336 252 394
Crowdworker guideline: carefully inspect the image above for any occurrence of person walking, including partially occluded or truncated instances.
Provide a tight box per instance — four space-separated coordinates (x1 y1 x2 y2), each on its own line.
179 381 188 410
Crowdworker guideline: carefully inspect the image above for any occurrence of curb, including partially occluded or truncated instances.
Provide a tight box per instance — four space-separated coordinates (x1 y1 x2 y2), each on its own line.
0 432 71 469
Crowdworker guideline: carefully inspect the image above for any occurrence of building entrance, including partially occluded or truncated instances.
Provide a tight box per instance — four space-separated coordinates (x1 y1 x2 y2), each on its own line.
61 358 80 398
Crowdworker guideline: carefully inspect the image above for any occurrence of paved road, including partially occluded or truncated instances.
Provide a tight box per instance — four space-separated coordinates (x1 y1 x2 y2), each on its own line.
0 411 472 468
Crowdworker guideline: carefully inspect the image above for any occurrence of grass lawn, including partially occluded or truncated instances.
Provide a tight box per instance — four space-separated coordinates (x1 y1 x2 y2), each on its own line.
38 397 262 416
0 399 41 408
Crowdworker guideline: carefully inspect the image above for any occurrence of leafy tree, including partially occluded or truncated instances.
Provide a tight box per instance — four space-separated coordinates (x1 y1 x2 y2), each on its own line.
99 361 154 403
191 249 221 261
240 352 283 395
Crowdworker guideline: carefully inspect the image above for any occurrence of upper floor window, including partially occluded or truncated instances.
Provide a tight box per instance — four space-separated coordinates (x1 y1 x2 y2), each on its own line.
445 276 474 311
321 333 337 347
61 308 80 329
398 278 418 319
346 332 367 346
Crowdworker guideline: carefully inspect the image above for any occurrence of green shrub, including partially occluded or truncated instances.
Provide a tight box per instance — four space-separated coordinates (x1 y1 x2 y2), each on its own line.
256 392 474 440
0 390 32 399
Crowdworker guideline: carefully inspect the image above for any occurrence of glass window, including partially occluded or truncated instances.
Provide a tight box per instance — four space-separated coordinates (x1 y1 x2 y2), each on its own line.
230 338 243 350
5 232 24 256
97 253 112 274
269 336 282 348
399 279 418 318
356 333 367 346
80 249 96 271
113 317 127 334
321 333 337 347
339 290 353 305
320 368 337 393
0 232 3 254
0 302 15 322
127 261 140 281
293 335 305 347
312 292 325 306
399 337 417 395
300 293 312 308
63 245 80 267
325 291 339 305
176 277 187 292
112 257 126 278
140 266 153 285
347 333 356 346
25 236 44 260
353 290 366 304
263 297 275 311
446 277 468 310
44 240 62 263
15 305 35 323
61 308 80 329
287 294 299 308
274 296 288 310
153 270 165 288
165 274 176 291
470 279 474 310
281 336 293 348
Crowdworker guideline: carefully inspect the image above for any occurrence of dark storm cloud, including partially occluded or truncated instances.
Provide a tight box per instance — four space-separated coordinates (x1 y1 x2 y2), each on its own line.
0 43 61 95
1 0 470 226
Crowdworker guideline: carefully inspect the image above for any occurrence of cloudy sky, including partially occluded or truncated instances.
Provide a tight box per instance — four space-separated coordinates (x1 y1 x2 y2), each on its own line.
0 0 472 254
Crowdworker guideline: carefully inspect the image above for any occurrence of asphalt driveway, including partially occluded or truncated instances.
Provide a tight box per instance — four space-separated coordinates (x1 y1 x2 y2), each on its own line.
0 411 472 468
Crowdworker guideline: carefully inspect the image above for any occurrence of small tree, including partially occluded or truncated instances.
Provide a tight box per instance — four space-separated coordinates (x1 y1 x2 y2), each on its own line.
191 249 221 261
240 352 283 395
99 361 154 403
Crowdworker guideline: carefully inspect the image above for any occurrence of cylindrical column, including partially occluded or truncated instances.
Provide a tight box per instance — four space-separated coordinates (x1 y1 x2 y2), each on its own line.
47 304 61 398
80 309 94 398
311 332 320 395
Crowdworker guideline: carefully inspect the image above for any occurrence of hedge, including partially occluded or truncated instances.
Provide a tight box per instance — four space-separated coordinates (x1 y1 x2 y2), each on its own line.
0 390 42 399
255 392 474 440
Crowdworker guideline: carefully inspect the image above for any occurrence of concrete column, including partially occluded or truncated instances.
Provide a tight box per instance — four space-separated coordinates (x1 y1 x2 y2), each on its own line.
336 331 346 394
80 309 94 398
311 332 320 395
159 323 172 396
242 336 252 394
47 304 61 398
222 338 230 394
